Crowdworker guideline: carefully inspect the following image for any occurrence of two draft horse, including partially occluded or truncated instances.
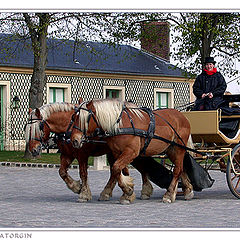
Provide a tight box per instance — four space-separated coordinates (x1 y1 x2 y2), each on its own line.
25 101 156 202
71 99 194 204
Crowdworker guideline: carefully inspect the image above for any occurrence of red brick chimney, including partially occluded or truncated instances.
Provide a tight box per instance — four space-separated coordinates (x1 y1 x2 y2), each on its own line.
141 22 170 62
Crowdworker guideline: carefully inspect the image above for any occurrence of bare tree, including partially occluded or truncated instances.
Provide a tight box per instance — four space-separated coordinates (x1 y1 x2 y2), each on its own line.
168 12 240 77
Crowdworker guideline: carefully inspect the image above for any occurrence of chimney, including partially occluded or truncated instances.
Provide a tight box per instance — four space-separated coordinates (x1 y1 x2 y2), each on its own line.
141 22 170 62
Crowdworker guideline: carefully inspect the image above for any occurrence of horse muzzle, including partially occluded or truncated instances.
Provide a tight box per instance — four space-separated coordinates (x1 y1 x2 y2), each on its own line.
72 136 87 149
31 145 42 157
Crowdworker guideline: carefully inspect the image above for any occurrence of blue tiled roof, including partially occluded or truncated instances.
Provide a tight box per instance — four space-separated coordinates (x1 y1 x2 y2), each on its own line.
0 34 185 77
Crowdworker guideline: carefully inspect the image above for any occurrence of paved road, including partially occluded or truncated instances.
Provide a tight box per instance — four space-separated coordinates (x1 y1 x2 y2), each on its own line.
0 166 240 229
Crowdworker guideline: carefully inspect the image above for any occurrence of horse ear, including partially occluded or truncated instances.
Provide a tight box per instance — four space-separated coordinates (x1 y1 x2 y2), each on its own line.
78 97 83 104
28 108 33 115
35 108 41 118
86 100 93 109
86 100 96 113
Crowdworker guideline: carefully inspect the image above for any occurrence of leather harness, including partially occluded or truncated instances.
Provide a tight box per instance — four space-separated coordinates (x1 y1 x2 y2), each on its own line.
26 103 204 156
74 104 205 156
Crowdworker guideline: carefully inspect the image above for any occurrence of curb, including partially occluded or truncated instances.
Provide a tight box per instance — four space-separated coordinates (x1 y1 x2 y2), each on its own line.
0 162 79 169
0 162 112 170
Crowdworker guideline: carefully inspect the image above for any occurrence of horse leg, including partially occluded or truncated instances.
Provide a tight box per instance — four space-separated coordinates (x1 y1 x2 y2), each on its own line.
59 154 82 194
122 157 153 200
180 171 194 200
181 137 194 200
140 173 153 200
112 149 139 205
98 153 118 201
163 148 185 203
77 155 92 202
131 157 153 200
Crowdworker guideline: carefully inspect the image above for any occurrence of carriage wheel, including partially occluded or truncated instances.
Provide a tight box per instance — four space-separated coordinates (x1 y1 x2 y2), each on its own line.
226 144 240 199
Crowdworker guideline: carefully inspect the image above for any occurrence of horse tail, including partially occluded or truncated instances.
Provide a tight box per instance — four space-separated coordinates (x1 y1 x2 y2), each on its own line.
187 134 194 157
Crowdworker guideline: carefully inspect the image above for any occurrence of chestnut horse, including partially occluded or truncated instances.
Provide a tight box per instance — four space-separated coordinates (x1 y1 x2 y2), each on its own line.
25 101 155 202
71 99 194 204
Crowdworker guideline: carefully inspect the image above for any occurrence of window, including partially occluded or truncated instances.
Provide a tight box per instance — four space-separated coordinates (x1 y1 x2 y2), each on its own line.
103 86 125 100
49 88 65 103
106 89 120 99
157 92 168 108
46 83 71 104
154 88 174 109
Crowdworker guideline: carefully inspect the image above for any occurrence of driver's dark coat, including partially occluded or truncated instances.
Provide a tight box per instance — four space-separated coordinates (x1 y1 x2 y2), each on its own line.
193 71 227 110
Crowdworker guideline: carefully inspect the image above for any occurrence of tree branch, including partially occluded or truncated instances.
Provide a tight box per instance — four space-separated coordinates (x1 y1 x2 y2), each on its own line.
213 46 240 57
23 13 37 42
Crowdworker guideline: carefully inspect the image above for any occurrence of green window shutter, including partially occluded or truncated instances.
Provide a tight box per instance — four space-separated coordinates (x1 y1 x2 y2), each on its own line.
157 92 168 108
106 89 120 99
50 88 64 103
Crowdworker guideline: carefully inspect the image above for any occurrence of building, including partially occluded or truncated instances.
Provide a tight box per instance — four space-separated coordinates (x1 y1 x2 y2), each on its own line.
0 23 194 151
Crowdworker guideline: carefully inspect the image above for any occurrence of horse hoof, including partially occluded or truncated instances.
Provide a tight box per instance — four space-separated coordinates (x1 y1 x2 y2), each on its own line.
78 198 89 203
162 193 175 203
119 192 136 204
78 193 92 202
129 192 136 203
98 194 110 201
184 190 194 200
140 194 150 200
162 197 172 203
68 180 82 194
119 199 131 205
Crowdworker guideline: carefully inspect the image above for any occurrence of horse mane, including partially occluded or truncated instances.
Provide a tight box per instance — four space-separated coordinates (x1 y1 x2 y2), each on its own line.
91 99 144 134
25 102 75 143
37 102 75 120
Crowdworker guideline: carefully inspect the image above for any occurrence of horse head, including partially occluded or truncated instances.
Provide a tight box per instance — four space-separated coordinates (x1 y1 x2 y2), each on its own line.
71 100 100 149
71 99 133 149
25 102 77 157
25 107 51 157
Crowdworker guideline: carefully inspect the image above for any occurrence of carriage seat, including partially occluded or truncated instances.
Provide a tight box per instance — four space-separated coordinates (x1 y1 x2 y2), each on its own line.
183 109 240 145
219 106 240 138
219 118 240 139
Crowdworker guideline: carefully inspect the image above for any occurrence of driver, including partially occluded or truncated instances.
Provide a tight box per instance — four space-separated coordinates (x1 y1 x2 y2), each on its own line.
193 57 227 111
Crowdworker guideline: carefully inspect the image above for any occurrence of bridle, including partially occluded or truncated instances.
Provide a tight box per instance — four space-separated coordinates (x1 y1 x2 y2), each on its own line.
73 102 100 133
72 101 106 144
25 115 51 145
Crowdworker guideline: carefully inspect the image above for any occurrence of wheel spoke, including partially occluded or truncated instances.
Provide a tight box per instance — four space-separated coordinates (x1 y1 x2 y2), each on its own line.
233 156 240 169
234 177 240 191
227 144 240 199
231 175 237 182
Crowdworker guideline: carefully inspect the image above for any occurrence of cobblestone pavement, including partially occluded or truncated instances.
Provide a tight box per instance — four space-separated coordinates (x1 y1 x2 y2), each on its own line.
0 166 240 229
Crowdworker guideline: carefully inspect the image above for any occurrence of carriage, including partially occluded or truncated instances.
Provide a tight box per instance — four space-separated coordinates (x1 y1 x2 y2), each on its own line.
181 95 240 199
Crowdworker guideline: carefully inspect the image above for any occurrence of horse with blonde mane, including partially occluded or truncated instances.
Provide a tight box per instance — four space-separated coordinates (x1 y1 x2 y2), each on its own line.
25 100 163 202
71 99 194 204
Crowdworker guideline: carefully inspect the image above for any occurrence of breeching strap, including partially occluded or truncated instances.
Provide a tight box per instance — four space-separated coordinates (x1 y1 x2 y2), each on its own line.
116 107 206 156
